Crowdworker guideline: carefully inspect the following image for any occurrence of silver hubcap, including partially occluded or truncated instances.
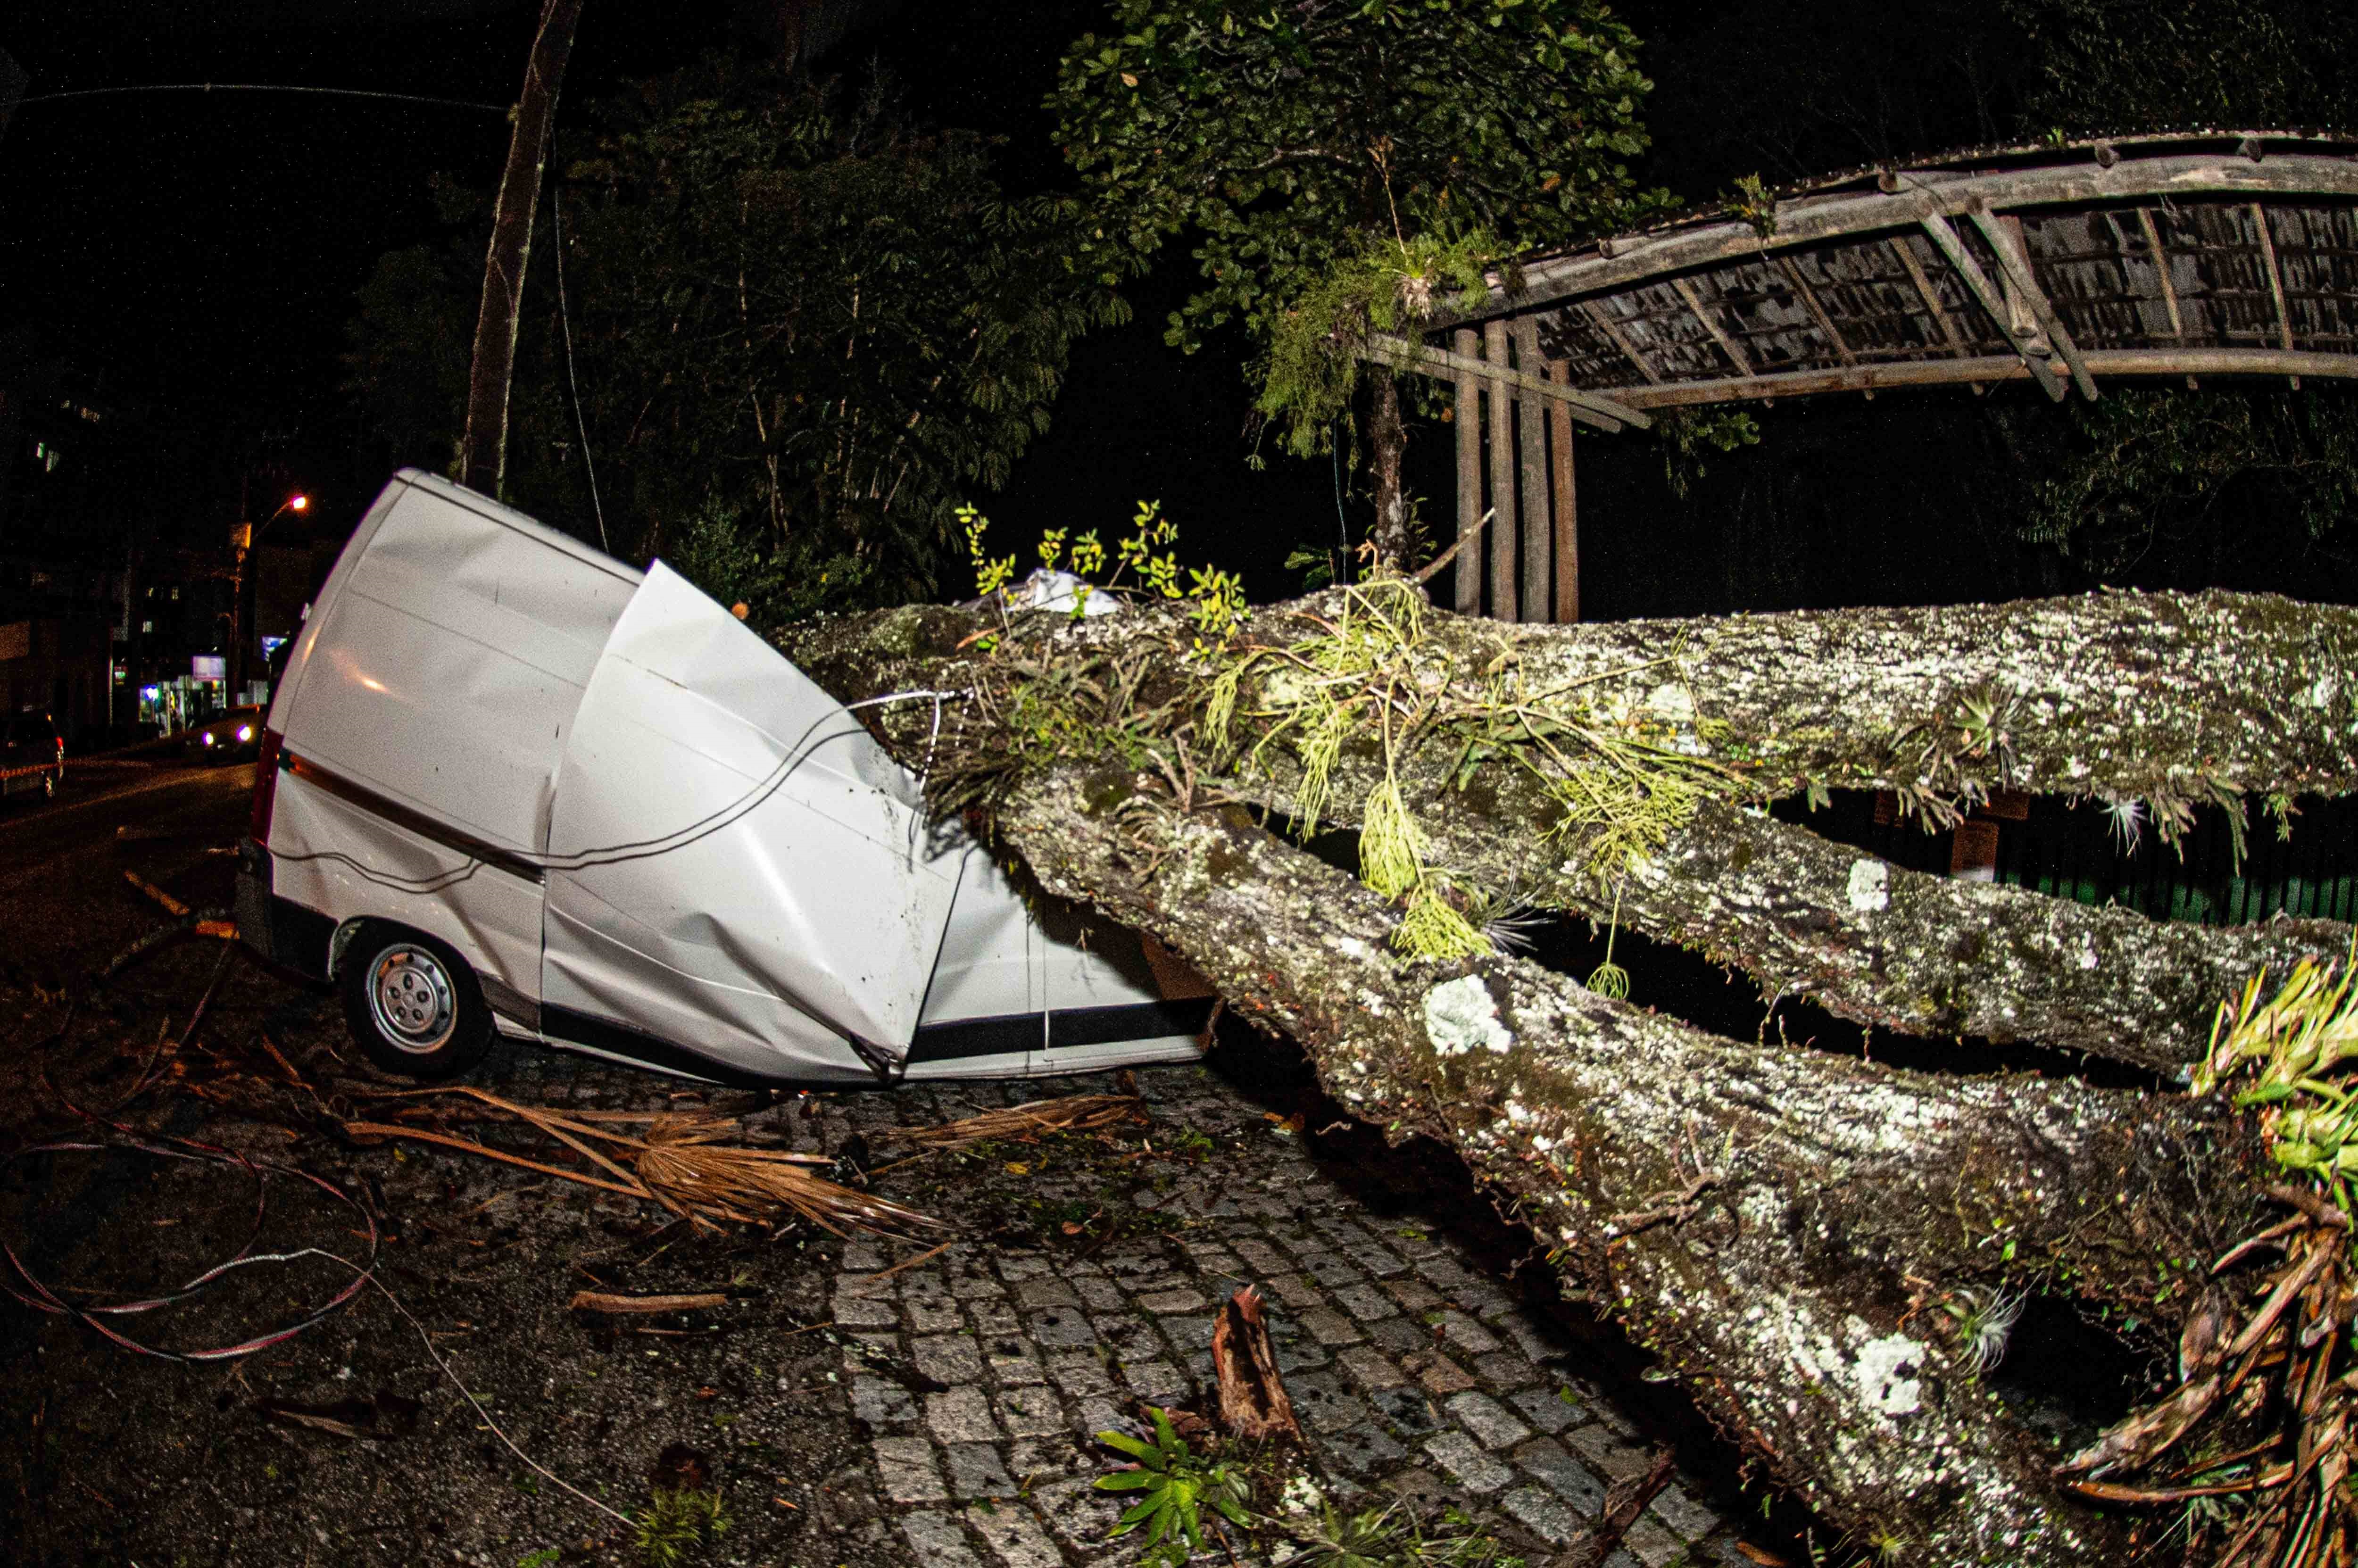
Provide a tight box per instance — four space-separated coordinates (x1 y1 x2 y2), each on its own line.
368 946 456 1053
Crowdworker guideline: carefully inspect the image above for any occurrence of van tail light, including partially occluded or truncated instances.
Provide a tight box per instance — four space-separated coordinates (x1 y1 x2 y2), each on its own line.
250 728 283 845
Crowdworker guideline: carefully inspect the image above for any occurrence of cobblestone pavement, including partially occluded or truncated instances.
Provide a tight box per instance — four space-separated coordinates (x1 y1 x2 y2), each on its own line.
775 1063 1749 1568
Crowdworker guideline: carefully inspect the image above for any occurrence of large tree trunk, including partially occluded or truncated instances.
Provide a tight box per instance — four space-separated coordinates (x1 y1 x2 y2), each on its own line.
1368 366 1410 568
459 0 585 499
780 586 2354 1565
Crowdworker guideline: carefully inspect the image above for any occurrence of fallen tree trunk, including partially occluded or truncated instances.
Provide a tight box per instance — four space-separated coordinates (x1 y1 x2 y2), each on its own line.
779 585 2350 1563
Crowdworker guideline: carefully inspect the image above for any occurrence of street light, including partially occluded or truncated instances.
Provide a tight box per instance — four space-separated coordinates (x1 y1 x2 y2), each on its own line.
229 491 308 702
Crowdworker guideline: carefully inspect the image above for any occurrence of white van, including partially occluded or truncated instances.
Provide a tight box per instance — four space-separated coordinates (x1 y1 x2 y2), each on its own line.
235 470 1213 1086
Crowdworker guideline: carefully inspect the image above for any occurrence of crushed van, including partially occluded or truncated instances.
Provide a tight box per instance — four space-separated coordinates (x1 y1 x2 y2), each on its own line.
235 469 1213 1086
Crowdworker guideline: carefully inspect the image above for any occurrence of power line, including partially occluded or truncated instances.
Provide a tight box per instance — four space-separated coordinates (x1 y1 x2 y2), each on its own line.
18 83 510 116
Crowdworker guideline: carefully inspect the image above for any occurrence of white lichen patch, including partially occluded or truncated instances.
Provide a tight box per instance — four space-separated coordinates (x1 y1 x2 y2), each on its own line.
1854 1332 1926 1417
1424 975 1513 1057
1846 858 1890 914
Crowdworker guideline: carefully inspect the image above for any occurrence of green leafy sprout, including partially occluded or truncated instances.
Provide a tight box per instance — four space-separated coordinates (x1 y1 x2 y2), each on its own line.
1094 1406 1253 1565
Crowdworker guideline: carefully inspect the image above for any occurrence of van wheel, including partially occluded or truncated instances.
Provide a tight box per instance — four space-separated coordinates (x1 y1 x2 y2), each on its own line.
340 925 494 1080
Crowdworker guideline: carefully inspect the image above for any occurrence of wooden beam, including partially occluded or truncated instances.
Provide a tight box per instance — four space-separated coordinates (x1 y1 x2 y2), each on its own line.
1547 361 1579 624
1886 236 1971 356
1670 275 1754 376
1452 328 1483 617
1581 299 1663 390
1512 319 1551 623
1609 347 2358 409
2136 207 2186 341
1775 255 1857 367
1964 208 2097 399
1484 319 1516 622
1364 333 1640 431
2251 201 2297 352
1429 148 2358 328
1918 213 2070 401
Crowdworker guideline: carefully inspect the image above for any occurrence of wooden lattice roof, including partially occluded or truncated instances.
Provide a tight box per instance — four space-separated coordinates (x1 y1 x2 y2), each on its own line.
1405 132 2358 430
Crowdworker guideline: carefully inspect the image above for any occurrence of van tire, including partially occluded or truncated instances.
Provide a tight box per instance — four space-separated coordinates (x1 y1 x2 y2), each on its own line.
340 924 495 1080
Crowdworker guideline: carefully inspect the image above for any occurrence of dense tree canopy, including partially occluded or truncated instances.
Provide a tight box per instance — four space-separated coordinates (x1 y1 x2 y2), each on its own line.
346 62 1124 613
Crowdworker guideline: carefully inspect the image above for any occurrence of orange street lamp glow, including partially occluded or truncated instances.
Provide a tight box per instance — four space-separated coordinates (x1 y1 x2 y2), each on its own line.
289 494 308 511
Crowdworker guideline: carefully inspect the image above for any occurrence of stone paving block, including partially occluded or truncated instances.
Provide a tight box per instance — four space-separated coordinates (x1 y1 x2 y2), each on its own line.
843 1241 887 1271
1456 1278 1516 1319
914 1333 985 1385
844 1331 902 1376
1412 1352 1477 1395
1565 1422 1656 1481
1334 1281 1399 1320
1155 1315 1215 1361
1476 1352 1543 1389
1372 1386 1444 1435
1119 1359 1189 1403
997 1254 1054 1282
1414 1253 1475 1292
1137 1287 1210 1313
1231 1237 1289 1275
1513 1435 1607 1517
1271 1337 1330 1375
831 1280 902 1329
1071 1394 1127 1439
928 1386 1003 1443
969 1299 1020 1336
1294 1251 1369 1291
1385 1278 1444 1314
1029 1307 1098 1348
1436 1310 1502 1356
1424 1430 1514 1493
905 1281 965 1334
1284 1371 1370 1435
1338 1344 1409 1389
1445 1391 1533 1451
946 1442 1019 1500
1499 1313 1562 1364
851 1375 917 1429
1297 1307 1364 1346
1031 1475 1115 1551
1047 1352 1116 1397
898 1509 983 1567
963 1501 1063 1568
1073 1276 1126 1312
1091 1315 1158 1357
996 1385 1066 1439
872 1436 947 1503
988 1350 1048 1387
1265 1272 1324 1311
1501 1485 1583 1546
1622 1515 1688 1568
1650 1479 1722 1542
1510 1384 1581 1435
1367 1315 1428 1355
949 1269 1009 1301
1324 1421 1410 1479
1006 1436 1084 1483
1015 1277 1082 1309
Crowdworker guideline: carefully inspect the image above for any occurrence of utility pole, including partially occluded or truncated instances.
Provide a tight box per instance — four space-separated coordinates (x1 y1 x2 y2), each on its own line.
459 0 586 499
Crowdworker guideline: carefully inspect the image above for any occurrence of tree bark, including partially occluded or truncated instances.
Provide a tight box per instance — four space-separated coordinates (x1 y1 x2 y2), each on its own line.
460 0 585 499
1368 366 1410 568
774 587 2350 1563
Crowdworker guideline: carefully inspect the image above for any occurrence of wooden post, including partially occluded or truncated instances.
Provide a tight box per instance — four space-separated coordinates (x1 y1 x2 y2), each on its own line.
1453 328 1482 616
1483 319 1516 622
1548 360 1578 623
1512 319 1551 622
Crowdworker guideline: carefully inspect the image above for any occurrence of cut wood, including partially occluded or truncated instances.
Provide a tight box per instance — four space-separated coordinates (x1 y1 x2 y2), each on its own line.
1210 1286 1301 1445
567 1292 729 1315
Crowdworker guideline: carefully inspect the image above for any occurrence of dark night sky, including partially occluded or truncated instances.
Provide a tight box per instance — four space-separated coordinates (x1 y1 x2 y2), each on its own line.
4 0 2347 613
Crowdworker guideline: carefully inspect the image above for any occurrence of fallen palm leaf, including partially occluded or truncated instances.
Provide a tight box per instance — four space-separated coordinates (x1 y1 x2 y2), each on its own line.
887 1092 1148 1148
343 1088 938 1237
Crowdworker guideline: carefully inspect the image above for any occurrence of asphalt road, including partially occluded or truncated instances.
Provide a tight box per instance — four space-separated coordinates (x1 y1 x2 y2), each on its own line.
0 760 251 885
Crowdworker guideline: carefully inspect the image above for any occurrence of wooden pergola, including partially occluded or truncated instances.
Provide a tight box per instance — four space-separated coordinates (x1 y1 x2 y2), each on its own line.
1385 131 2358 622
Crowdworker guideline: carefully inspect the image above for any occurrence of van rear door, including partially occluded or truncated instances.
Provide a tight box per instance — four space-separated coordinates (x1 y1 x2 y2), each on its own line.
538 564 963 1082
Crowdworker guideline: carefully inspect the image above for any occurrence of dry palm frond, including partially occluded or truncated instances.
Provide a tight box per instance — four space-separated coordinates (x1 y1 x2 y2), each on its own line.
343 1087 937 1238
887 1093 1149 1148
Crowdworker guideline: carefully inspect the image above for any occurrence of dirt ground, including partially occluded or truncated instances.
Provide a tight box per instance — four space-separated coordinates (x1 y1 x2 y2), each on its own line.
0 765 1770 1568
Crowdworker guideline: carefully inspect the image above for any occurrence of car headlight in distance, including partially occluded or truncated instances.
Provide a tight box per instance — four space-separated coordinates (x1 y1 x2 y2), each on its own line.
202 732 215 747
237 725 253 742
